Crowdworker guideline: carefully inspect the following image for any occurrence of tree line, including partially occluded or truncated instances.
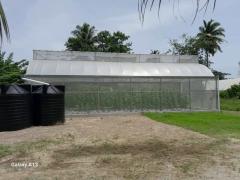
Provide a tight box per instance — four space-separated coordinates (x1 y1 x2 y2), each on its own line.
65 20 227 79
0 19 226 84
65 23 132 53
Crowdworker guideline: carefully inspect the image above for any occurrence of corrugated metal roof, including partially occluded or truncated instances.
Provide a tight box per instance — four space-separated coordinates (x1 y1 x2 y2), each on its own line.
26 60 214 77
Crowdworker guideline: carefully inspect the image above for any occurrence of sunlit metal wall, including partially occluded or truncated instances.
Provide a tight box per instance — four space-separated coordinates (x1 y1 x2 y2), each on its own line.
30 76 219 114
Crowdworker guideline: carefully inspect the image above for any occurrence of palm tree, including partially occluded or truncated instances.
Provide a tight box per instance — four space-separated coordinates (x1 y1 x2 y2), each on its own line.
138 0 217 23
65 23 96 51
0 1 10 44
197 19 225 67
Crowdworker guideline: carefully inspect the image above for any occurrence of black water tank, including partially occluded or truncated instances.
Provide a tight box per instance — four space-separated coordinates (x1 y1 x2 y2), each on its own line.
32 85 65 126
0 85 32 131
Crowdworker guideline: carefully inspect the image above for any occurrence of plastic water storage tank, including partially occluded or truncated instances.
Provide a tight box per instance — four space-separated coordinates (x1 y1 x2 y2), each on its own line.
32 85 65 126
0 85 32 131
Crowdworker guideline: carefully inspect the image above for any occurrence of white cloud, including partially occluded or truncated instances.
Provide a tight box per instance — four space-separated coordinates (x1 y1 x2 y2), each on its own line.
3 0 80 59
101 1 195 35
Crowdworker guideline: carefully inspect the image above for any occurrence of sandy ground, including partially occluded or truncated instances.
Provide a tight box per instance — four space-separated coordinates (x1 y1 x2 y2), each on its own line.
0 113 240 180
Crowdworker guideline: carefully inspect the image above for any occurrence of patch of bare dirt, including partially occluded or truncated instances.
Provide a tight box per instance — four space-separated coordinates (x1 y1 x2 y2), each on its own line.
0 114 240 180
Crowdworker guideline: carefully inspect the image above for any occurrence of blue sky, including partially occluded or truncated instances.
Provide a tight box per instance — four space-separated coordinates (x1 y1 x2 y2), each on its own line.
2 0 240 77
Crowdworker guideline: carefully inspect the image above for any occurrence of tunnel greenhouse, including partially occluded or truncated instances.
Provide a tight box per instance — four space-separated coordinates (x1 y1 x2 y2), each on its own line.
26 50 219 114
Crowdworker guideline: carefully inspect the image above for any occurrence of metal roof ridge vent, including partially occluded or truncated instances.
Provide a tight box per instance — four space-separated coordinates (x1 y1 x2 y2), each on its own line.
32 50 198 63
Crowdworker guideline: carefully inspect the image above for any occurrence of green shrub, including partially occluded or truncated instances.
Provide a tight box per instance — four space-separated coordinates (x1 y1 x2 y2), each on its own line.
220 84 240 99
0 51 28 85
220 90 229 98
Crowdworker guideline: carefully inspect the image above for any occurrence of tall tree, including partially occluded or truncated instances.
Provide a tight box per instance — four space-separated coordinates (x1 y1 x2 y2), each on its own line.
197 19 225 67
168 33 229 79
65 23 132 53
95 30 112 52
168 34 206 66
169 34 199 56
138 0 217 23
0 1 10 44
96 31 132 53
0 52 28 84
65 23 96 51
107 31 132 53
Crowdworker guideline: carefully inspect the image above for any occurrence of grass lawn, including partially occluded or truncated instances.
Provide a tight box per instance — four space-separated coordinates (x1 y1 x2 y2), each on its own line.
145 111 240 139
0 139 61 158
221 98 240 111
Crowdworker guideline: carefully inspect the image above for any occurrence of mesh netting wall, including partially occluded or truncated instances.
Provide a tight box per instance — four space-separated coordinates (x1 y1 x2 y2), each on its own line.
32 76 218 114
